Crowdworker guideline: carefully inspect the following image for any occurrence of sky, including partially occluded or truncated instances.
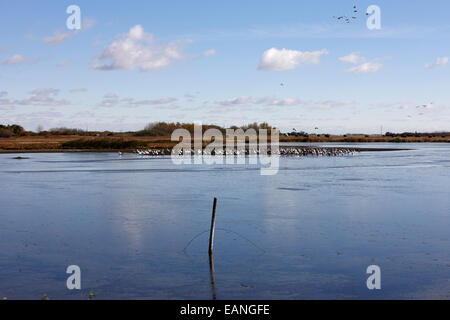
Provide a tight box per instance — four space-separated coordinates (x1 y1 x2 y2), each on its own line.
0 0 449 134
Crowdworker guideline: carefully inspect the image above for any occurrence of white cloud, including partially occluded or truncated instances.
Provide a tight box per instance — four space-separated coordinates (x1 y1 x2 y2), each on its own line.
44 31 77 44
203 49 216 56
69 88 87 93
92 25 187 71
97 93 119 107
13 111 64 121
0 91 14 109
43 17 96 45
24 33 35 40
97 93 177 108
314 100 358 109
83 17 96 30
104 93 118 99
340 53 383 74
57 59 72 67
97 100 118 108
2 54 27 65
214 96 360 111
31 88 60 96
339 52 365 64
258 47 328 71
425 57 448 69
184 93 196 100
17 88 70 106
255 96 303 106
218 96 254 106
0 88 71 107
217 96 304 107
346 62 382 74
157 104 180 110
127 97 177 106
72 110 95 118
0 105 14 111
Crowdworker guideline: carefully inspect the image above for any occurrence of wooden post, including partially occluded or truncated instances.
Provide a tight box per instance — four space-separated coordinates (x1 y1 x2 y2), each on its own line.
208 197 218 255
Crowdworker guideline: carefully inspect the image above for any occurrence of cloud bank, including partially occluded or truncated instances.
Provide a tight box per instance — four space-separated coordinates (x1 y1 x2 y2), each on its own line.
339 52 365 64
92 25 187 71
346 61 382 74
425 57 448 69
258 47 328 70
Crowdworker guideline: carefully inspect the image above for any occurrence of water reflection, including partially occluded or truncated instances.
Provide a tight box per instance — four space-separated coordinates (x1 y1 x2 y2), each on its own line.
209 253 217 300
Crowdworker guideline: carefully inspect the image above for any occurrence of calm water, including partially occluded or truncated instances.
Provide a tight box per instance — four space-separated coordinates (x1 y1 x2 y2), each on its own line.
0 143 449 299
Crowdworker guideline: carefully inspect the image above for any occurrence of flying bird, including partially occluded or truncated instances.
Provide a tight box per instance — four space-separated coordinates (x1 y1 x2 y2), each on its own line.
333 5 360 23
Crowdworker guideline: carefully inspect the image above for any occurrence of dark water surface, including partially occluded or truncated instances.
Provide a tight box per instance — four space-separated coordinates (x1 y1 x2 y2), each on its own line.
0 143 449 299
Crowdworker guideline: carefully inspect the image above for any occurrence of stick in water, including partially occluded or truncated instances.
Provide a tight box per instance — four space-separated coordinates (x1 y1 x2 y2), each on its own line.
209 197 218 255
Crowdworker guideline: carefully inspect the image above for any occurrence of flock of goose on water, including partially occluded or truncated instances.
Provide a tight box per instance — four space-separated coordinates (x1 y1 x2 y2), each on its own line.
134 147 358 157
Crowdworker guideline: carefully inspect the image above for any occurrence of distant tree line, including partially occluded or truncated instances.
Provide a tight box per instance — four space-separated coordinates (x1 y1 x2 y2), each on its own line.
1 122 449 139
0 123 115 138
385 131 450 138
1 122 278 138
282 130 309 137
134 122 276 136
0 124 25 137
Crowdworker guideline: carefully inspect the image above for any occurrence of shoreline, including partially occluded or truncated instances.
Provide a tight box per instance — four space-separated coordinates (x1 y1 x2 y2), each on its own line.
0 146 412 154
0 134 447 154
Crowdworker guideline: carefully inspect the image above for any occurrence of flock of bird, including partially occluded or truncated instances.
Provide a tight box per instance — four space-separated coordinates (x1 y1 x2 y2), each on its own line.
276 147 357 157
135 147 357 157
333 5 367 24
405 103 433 118
415 102 433 109
279 5 366 89
136 149 171 156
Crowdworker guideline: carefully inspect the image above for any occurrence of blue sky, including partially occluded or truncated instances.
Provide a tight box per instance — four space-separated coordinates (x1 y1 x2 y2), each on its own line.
1 0 449 133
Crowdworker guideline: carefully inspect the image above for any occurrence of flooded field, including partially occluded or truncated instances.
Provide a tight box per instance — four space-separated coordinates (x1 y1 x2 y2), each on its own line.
0 143 449 299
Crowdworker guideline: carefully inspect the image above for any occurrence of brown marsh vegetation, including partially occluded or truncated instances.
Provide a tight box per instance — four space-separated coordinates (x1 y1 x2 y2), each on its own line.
0 122 449 152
